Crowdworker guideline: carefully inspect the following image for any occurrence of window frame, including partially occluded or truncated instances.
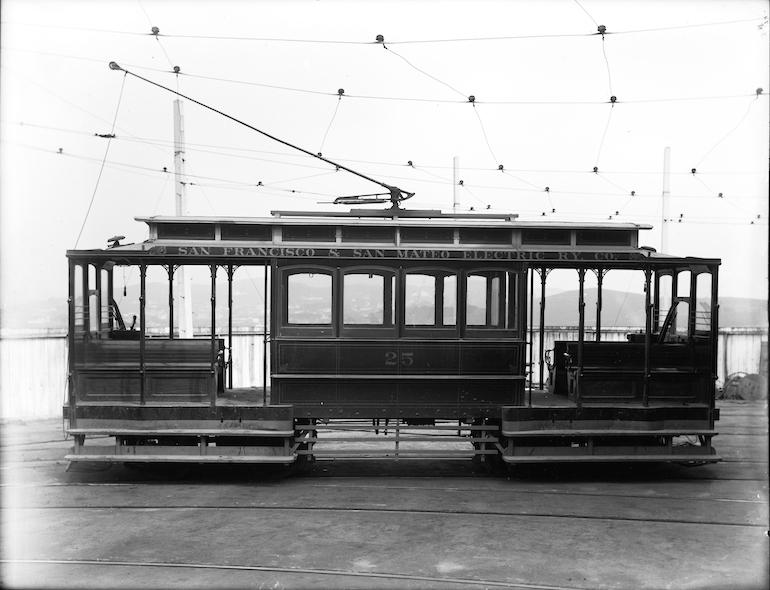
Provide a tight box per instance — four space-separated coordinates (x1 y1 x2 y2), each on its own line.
279 265 336 337
400 267 460 339
464 267 520 339
340 266 397 338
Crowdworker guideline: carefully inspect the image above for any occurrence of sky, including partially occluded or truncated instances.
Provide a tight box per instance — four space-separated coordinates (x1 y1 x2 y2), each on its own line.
1 0 768 314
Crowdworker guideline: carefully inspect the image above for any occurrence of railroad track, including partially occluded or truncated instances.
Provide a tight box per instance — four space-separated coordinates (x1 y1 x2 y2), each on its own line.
1 401 767 589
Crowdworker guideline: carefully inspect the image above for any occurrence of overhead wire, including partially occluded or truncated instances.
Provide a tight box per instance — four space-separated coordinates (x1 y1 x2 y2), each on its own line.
3 45 761 105
9 119 767 182
5 15 765 227
3 17 759 41
11 138 765 222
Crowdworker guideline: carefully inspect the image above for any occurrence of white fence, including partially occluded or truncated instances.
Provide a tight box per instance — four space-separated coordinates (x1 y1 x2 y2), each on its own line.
1 329 767 420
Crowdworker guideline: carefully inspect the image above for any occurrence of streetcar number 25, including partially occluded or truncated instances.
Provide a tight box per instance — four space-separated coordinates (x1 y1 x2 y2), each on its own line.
385 351 414 366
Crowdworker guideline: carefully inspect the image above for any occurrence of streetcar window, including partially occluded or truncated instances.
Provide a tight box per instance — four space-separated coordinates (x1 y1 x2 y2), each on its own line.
576 230 631 246
157 223 215 239
405 274 436 325
287 272 332 324
459 228 510 245
521 229 571 245
341 226 395 243
282 225 336 242
221 224 271 241
466 271 517 330
694 272 713 333
404 272 457 327
400 227 454 244
343 272 394 326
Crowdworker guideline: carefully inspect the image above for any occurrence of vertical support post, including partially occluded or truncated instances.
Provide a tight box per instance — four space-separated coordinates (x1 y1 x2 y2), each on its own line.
227 264 235 390
82 263 90 335
643 267 652 407
528 267 534 396
167 264 175 338
263 263 270 406
95 266 103 334
538 268 548 390
139 262 147 405
652 270 661 332
595 268 605 342
107 267 115 331
710 266 719 424
689 271 697 340
210 263 217 408
68 260 77 426
577 268 586 407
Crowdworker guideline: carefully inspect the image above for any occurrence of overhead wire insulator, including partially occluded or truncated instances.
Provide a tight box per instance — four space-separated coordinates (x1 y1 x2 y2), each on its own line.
593 166 599 174
468 95 475 103
407 160 413 167
757 88 764 95
337 89 345 96
631 191 635 196
610 96 617 103
459 180 464 186
598 25 606 35
173 66 180 74
498 164 504 171
376 34 384 43
151 26 160 36
545 187 550 192
691 168 697 175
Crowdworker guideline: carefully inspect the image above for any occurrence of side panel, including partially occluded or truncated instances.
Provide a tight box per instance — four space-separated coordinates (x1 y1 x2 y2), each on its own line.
273 339 525 418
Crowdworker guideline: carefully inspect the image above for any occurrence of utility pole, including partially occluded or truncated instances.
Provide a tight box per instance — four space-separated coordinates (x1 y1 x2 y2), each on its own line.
453 156 459 214
661 146 671 254
175 99 193 337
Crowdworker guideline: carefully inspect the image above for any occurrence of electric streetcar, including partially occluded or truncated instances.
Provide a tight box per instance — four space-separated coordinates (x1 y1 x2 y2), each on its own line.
64 205 720 468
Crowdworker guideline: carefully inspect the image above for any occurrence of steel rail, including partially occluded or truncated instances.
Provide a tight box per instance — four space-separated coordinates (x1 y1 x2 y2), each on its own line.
0 558 586 590
3 501 766 529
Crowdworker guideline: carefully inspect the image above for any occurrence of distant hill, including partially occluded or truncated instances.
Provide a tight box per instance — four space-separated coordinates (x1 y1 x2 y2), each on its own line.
532 289 768 329
1 284 766 332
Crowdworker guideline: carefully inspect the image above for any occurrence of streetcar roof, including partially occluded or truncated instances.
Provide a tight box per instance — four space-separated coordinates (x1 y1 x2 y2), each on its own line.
65 210 720 267
133 213 653 231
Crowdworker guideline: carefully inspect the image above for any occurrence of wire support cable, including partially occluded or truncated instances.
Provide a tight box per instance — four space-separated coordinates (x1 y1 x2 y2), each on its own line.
73 71 127 248
318 93 344 156
694 93 763 169
382 43 467 99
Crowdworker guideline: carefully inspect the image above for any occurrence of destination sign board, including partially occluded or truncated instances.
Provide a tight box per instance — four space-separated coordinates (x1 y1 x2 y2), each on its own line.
148 245 648 261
